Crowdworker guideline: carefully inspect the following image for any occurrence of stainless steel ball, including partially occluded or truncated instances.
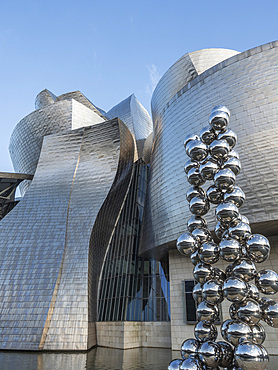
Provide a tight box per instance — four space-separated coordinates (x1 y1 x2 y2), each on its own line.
197 301 219 324
177 233 198 256
229 302 239 320
209 139 230 161
190 197 210 216
187 168 206 186
234 341 265 370
168 359 183 370
214 221 227 240
255 269 278 295
252 323 266 345
187 215 207 233
216 202 239 226
246 234 270 263
261 299 278 327
247 282 260 301
194 321 217 342
179 357 203 370
209 110 230 131
184 134 199 149
258 344 269 363
198 341 221 368
186 186 207 203
228 148 239 159
221 319 233 342
223 276 248 303
218 128 237 149
237 298 261 326
230 259 257 282
187 139 208 162
200 157 220 180
210 105 231 117
228 222 251 242
200 125 217 145
192 227 212 246
193 282 203 304
217 341 234 368
241 214 250 225
181 338 200 359
202 279 223 304
198 242 220 264
193 263 213 284
211 267 226 284
219 238 241 262
222 157 241 176
207 185 223 205
225 320 253 346
190 250 201 266
184 158 199 174
224 186 245 208
214 169 236 191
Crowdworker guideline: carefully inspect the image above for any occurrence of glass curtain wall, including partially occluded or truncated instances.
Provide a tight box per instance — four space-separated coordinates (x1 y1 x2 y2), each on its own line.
98 159 170 322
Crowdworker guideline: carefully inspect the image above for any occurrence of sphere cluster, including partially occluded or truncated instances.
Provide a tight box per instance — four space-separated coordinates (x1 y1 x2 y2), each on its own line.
168 105 276 370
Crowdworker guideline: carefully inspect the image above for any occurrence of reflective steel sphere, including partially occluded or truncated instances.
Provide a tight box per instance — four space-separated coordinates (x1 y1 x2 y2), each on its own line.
187 215 207 233
187 139 208 162
197 301 219 324
179 357 203 370
230 259 257 282
224 186 245 208
228 148 239 159
216 202 239 225
200 125 217 145
241 214 250 225
237 298 261 326
214 221 227 240
210 105 230 117
229 302 239 320
261 299 278 328
258 344 269 363
184 134 199 149
209 110 229 131
246 234 270 263
168 359 183 370
209 139 230 160
186 186 207 203
223 157 241 176
198 242 220 264
228 222 251 242
218 128 237 149
198 341 221 368
193 282 203 304
247 282 260 301
202 280 223 304
223 276 248 303
207 185 223 205
214 169 236 191
234 341 265 370
211 267 226 284
219 238 241 262
255 269 278 295
192 227 212 246
252 323 266 345
187 168 206 186
181 338 200 359
190 250 201 266
193 263 213 284
177 233 198 256
217 341 234 368
221 319 233 342
225 320 253 346
184 158 199 174
200 157 220 180
190 197 210 216
194 321 217 342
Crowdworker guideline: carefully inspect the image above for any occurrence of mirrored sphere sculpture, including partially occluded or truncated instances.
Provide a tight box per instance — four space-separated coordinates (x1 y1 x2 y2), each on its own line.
216 202 239 225
168 359 183 370
225 320 253 346
223 276 248 303
223 156 241 176
255 269 278 295
234 341 265 370
202 280 223 304
196 300 219 324
207 185 223 204
224 185 245 208
184 134 199 149
212 267 226 284
214 221 227 240
210 104 230 117
230 259 257 282
181 338 200 359
198 341 221 368
219 238 241 262
193 263 213 284
187 215 207 232
246 234 271 263
176 233 197 256
228 221 251 242
189 196 210 216
217 341 234 368
194 321 217 342
186 186 206 203
221 319 233 342
193 282 203 305
237 298 261 326
218 128 237 149
198 242 220 264
229 302 239 320
209 139 230 161
187 139 208 162
187 168 206 186
247 282 260 301
228 148 239 159
252 323 266 345
200 157 219 180
192 227 212 246
209 110 229 131
200 125 217 145
190 250 201 266
184 159 199 174
179 357 203 370
214 169 236 191
261 299 278 327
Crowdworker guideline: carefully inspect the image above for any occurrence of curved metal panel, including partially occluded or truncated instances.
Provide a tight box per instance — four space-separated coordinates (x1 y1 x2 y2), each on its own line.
140 41 278 258
35 89 57 110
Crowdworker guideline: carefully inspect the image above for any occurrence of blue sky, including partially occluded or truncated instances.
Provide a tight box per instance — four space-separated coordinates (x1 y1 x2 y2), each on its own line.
0 0 277 172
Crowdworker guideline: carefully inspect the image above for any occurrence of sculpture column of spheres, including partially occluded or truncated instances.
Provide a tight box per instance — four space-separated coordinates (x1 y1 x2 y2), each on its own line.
168 106 278 370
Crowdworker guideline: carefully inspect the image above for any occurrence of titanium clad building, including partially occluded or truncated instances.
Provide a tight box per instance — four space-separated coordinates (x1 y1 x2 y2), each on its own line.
0 40 278 353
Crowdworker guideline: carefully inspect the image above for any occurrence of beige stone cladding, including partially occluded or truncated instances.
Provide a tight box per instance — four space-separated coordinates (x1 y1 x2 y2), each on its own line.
169 235 278 355
96 321 171 349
